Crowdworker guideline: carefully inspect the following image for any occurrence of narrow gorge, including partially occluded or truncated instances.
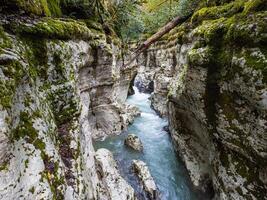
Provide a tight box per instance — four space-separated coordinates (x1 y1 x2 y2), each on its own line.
0 0 266 200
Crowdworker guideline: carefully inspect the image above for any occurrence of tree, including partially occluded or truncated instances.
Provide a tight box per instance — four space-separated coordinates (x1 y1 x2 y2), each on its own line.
123 0 201 67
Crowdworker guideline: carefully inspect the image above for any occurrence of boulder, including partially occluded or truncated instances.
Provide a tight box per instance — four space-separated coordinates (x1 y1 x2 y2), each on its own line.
124 134 143 151
132 160 158 199
119 104 141 129
95 148 136 200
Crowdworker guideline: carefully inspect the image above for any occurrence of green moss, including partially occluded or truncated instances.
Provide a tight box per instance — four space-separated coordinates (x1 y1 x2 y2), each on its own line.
56 101 79 125
11 111 47 153
188 47 213 66
6 0 51 16
191 0 245 25
225 12 267 46
1 0 62 16
243 0 267 14
235 48 267 83
0 59 24 108
0 29 49 109
20 37 49 80
232 153 266 198
218 146 230 169
12 111 38 141
0 161 9 171
34 139 46 151
194 11 266 46
52 52 65 79
15 18 96 40
83 19 104 32
0 26 12 50
40 158 65 199
29 186 35 194
217 145 266 198
165 0 266 48
48 85 79 125
194 17 230 43
47 0 62 17
25 159 29 168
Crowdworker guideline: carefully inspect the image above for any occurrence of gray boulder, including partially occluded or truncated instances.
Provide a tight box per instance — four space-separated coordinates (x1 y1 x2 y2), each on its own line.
132 160 158 199
124 134 143 151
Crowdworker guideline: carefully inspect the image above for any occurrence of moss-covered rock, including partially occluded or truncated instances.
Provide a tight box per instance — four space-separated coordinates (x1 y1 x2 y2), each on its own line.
243 0 267 14
192 11 267 46
48 0 62 16
0 0 61 16
156 0 267 198
60 0 94 18
13 18 97 40
0 26 12 50
225 12 267 46
191 0 245 25
188 46 213 66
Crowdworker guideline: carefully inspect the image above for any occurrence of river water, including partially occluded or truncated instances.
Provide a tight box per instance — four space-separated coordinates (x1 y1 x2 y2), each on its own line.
94 87 206 200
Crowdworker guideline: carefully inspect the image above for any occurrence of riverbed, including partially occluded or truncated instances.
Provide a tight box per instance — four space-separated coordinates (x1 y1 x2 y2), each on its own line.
94 87 206 200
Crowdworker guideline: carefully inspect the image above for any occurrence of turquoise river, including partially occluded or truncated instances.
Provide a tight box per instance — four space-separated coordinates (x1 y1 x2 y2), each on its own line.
94 87 207 200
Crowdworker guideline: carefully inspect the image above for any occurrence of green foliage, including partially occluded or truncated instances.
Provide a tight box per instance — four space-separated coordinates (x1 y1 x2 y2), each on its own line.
105 0 202 41
141 0 200 35
141 1 180 35
111 0 145 41
48 0 62 16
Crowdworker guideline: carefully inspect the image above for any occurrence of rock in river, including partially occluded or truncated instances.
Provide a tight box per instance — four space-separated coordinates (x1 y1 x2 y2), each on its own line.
132 160 158 199
125 134 143 151
95 148 136 200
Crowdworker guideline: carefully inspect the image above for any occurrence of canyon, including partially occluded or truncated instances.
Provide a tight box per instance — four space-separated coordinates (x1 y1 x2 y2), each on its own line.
0 0 266 199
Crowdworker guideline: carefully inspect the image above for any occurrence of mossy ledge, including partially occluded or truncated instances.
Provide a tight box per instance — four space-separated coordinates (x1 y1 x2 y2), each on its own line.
191 0 245 25
192 12 267 46
11 18 101 40
0 0 61 17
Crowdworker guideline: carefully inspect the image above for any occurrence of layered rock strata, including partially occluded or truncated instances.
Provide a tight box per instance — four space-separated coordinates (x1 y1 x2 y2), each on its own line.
136 0 267 199
0 1 138 199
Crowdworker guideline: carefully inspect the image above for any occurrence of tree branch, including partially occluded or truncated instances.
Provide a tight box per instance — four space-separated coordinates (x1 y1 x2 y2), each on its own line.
123 13 192 68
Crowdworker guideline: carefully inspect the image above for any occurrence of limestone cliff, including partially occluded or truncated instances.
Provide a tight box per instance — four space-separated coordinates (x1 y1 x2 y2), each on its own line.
136 0 267 199
0 1 137 199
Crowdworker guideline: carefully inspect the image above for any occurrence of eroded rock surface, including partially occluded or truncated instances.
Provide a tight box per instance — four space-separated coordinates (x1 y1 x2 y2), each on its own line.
125 134 143 151
135 0 267 199
132 160 158 199
0 2 137 199
95 149 136 200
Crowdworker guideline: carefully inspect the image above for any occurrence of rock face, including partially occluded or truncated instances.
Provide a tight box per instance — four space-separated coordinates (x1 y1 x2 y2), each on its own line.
136 0 267 199
135 44 174 116
125 134 143 151
135 67 155 94
0 2 137 199
95 149 136 200
132 160 157 199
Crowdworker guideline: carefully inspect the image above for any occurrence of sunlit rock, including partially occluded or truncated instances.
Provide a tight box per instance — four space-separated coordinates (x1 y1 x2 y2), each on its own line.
132 160 158 199
95 148 136 200
125 134 143 151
